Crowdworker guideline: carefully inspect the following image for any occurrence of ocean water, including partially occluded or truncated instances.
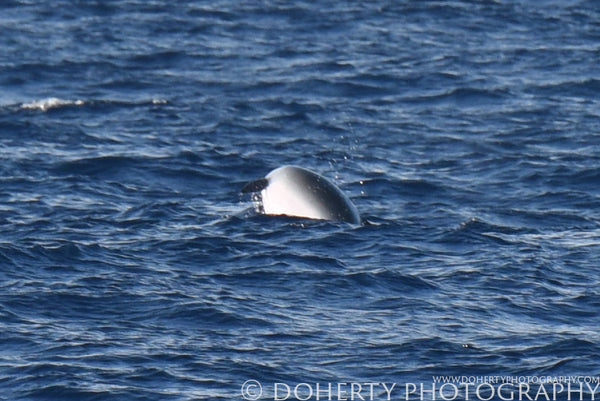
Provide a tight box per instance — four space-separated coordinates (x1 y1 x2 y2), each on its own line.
1 1 600 400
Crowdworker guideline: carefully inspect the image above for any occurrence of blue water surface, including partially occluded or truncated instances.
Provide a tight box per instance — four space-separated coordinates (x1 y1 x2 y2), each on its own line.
1 1 600 400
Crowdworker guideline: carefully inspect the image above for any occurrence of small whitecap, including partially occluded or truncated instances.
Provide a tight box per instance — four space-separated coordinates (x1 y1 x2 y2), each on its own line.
152 98 167 105
21 97 85 112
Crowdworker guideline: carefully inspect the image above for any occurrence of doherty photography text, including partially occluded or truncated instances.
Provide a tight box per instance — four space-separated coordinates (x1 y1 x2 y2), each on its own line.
241 376 600 400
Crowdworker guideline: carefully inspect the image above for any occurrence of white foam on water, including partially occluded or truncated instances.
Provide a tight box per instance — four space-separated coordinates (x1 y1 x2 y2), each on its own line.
21 97 85 112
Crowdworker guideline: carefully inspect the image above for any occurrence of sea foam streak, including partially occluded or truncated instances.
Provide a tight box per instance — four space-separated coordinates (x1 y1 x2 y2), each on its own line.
21 97 85 112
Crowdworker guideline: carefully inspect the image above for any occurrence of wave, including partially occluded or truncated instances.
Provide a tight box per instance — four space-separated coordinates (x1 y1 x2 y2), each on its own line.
528 78 600 98
51 155 141 177
21 97 85 112
17 97 168 113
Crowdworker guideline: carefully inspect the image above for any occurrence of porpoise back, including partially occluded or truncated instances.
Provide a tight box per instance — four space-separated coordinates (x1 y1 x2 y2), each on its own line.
242 166 360 224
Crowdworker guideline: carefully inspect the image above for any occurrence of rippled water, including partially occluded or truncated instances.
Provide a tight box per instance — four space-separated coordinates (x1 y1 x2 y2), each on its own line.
1 1 600 400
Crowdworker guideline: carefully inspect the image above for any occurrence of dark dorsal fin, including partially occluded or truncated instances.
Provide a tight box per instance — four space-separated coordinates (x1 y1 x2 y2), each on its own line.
241 178 269 193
